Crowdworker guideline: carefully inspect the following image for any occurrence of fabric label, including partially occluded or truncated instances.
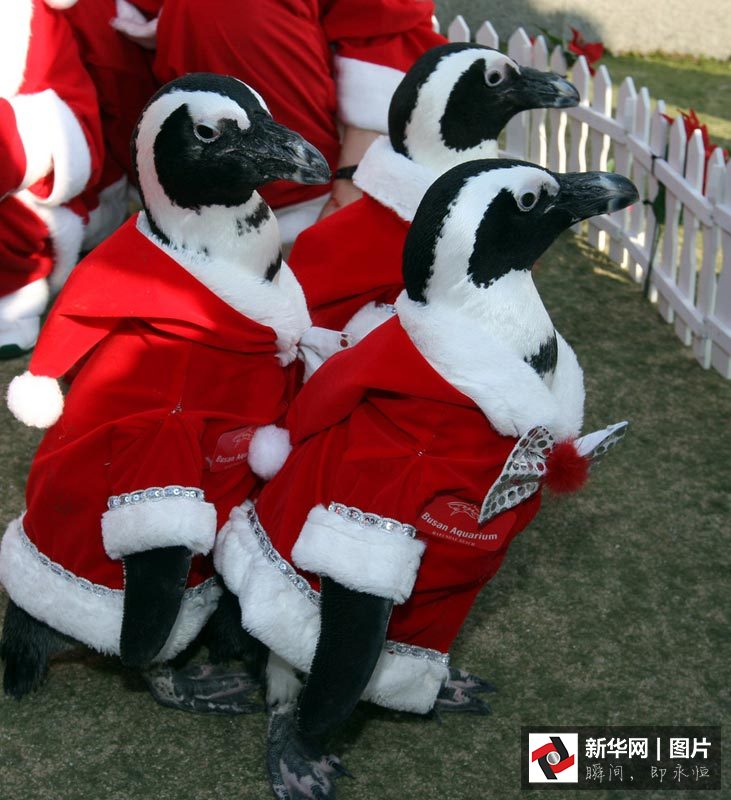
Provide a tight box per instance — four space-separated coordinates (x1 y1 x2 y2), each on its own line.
418 495 516 552
208 426 257 472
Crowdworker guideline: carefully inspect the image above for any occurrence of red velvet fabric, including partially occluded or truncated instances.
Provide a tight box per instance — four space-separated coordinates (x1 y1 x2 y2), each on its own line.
23 215 300 591
290 194 407 330
254 318 542 654
65 0 159 185
154 0 442 211
0 0 103 298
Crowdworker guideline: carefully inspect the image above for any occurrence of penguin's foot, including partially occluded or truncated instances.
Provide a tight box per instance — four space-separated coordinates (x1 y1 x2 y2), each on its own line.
267 707 351 800
0 600 68 699
434 667 496 715
143 662 265 715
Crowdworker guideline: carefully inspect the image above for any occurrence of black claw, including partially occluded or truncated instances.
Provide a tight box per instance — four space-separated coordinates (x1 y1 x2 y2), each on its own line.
267 708 346 800
143 662 265 714
435 669 496 716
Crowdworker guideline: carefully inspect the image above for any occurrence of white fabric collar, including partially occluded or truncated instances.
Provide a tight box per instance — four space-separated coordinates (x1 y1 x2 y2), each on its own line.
136 213 311 365
395 292 585 440
353 136 437 223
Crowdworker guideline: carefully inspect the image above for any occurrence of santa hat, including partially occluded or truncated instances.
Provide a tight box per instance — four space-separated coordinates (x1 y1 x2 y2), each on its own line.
43 0 79 8
7 315 113 428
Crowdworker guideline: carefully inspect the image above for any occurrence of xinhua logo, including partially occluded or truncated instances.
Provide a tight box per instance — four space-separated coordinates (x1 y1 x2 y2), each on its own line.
528 733 579 783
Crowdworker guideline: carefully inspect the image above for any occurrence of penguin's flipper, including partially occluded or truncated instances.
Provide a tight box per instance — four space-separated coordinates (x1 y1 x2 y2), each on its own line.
120 545 192 669
297 577 392 740
143 662 265 715
267 577 392 799
434 666 497 716
1 600 71 699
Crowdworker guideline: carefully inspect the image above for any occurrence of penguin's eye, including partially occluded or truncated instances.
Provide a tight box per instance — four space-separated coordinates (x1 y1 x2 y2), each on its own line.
517 191 538 211
486 69 504 86
193 124 221 143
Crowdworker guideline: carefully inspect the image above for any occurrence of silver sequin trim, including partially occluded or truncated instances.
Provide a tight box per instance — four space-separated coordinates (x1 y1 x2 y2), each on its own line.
107 485 205 510
16 523 218 599
245 505 448 667
328 502 416 539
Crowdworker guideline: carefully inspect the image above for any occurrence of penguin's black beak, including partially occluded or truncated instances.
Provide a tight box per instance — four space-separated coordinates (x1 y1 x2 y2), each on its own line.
247 117 331 186
507 67 580 110
552 171 639 223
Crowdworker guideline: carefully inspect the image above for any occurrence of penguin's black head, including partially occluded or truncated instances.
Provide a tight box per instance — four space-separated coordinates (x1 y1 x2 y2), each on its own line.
404 159 638 304
132 73 331 216
389 44 579 172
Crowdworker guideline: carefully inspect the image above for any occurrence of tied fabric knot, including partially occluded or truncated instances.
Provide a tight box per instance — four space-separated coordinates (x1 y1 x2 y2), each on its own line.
478 421 629 525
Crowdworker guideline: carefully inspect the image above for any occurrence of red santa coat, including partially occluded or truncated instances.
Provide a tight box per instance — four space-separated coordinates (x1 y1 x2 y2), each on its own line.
290 135 450 337
0 0 103 301
0 213 310 660
154 0 444 238
215 294 586 713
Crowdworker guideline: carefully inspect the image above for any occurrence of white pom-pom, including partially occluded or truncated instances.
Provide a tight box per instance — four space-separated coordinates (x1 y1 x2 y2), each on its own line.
248 425 292 481
6 371 64 429
43 0 79 8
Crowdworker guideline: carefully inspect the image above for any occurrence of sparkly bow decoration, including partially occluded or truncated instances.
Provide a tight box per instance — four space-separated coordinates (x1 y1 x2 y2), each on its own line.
478 421 629 525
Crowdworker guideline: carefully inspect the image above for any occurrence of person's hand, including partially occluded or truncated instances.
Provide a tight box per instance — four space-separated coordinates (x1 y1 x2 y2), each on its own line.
110 0 158 50
317 178 363 220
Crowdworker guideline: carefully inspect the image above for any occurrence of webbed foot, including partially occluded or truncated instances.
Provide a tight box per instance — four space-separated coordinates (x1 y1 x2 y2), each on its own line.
143 662 264 714
267 707 352 800
434 666 496 715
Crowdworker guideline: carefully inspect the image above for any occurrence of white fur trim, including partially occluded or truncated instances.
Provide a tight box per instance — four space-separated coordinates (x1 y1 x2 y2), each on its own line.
7 370 64 429
9 90 92 203
101 494 217 559
214 502 445 713
136 214 311 366
44 0 79 8
361 647 447 713
248 425 291 481
335 56 403 133
353 136 436 223
0 278 49 322
343 301 396 342
18 195 85 293
0 0 32 97
396 293 585 440
82 175 130 251
293 505 425 604
273 193 329 246
0 516 221 659
266 651 302 707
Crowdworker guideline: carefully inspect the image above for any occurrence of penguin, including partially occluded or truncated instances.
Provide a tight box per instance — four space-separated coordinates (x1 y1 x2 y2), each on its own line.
211 159 637 798
0 73 329 698
289 42 580 354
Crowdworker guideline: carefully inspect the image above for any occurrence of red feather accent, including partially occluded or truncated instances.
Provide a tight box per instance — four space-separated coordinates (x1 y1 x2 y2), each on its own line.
544 440 590 493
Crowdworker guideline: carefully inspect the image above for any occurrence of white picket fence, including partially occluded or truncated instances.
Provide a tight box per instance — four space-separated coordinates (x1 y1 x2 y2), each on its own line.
444 16 731 378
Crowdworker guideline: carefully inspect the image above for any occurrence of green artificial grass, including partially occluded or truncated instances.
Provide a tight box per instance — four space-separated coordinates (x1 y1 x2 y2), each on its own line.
601 53 731 152
0 228 728 800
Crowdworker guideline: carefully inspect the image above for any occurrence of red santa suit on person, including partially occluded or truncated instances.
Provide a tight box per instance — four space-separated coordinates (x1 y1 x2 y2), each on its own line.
0 212 310 659
289 44 581 340
63 0 162 247
153 0 444 242
214 295 587 713
290 138 433 335
0 0 104 355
